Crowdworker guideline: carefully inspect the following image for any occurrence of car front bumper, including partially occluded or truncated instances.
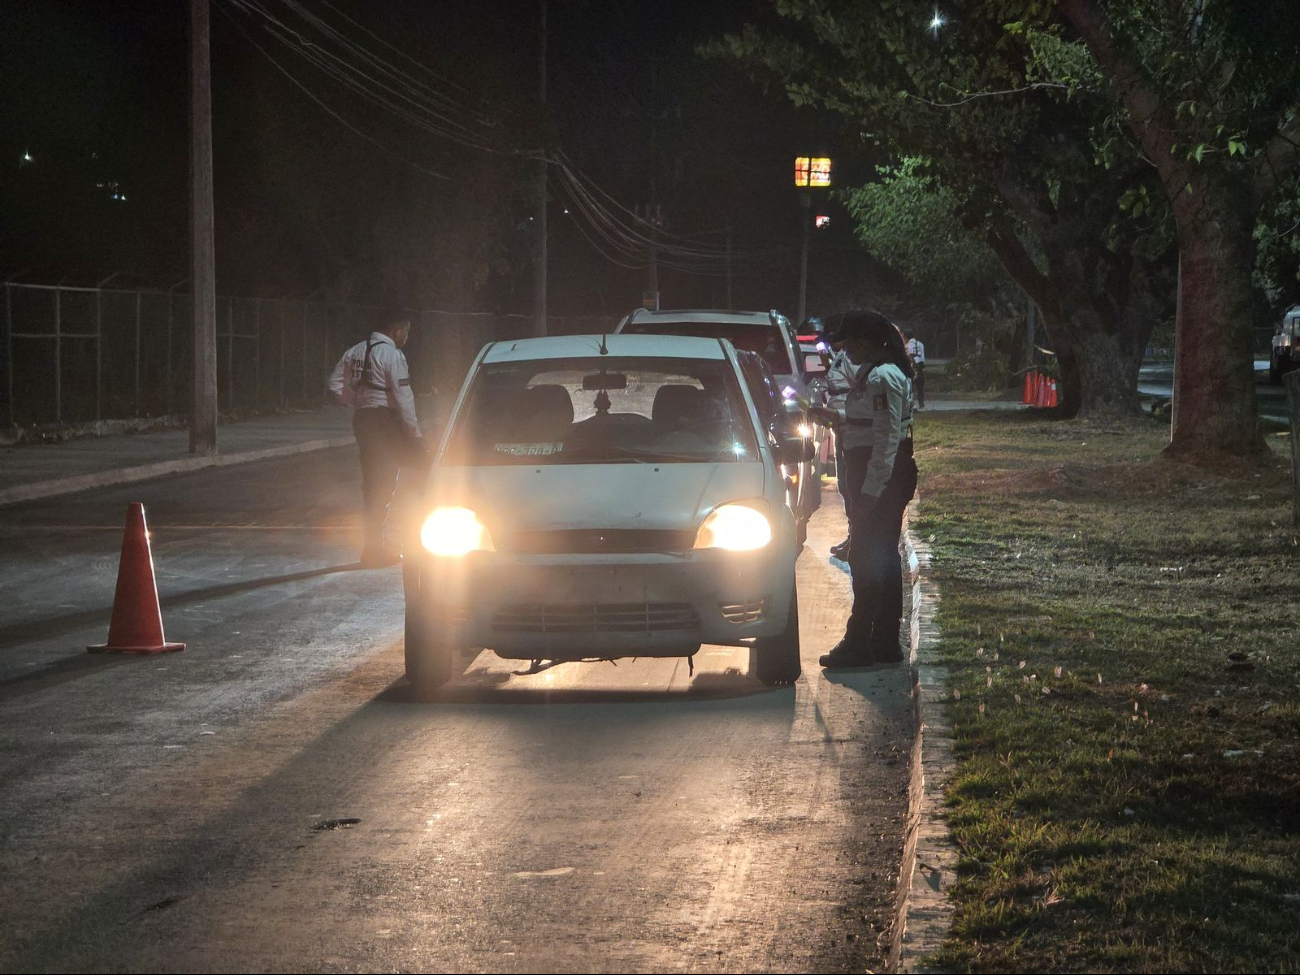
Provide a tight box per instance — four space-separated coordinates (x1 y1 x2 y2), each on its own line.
404 547 796 660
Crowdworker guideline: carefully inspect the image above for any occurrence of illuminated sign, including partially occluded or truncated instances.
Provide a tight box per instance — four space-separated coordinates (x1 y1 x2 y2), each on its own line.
815 214 831 229
794 157 832 188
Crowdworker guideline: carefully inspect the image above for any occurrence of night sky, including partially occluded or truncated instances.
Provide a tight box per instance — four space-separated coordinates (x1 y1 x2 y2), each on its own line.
1 0 877 319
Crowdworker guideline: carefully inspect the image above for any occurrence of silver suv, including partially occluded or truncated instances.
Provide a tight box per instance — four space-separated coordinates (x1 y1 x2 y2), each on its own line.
616 308 825 530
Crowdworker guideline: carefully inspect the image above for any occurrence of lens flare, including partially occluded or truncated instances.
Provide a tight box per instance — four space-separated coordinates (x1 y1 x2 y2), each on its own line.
420 507 494 557
694 503 773 551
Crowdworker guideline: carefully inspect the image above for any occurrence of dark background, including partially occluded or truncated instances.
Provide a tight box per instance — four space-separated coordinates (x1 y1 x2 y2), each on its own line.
0 0 884 320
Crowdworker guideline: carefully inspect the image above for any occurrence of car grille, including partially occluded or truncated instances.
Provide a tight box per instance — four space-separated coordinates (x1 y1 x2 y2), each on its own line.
720 598 766 624
502 529 696 554
492 602 700 634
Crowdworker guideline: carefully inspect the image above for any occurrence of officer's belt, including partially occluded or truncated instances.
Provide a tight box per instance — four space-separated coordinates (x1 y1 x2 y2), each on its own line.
828 384 853 395
844 416 874 427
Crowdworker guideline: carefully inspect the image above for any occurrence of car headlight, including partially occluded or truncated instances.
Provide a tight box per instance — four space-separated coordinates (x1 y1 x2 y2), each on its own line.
694 503 773 551
420 507 495 557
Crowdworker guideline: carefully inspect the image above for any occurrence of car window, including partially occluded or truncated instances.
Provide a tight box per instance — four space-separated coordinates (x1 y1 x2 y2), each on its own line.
737 354 781 425
443 356 759 466
622 321 795 376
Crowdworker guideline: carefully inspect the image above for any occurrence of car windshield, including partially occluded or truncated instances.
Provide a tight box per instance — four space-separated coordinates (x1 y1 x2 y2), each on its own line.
443 356 759 466
622 321 794 376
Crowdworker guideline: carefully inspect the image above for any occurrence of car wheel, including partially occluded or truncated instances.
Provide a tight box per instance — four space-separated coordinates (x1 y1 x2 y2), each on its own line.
404 605 459 692
752 583 801 686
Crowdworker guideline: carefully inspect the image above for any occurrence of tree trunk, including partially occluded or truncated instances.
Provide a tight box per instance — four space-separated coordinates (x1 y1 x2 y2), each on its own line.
986 227 1151 421
1168 188 1266 459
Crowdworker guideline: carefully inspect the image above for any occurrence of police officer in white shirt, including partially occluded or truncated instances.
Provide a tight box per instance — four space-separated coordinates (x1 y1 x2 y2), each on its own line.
904 332 926 408
823 328 859 560
327 311 429 567
812 310 918 668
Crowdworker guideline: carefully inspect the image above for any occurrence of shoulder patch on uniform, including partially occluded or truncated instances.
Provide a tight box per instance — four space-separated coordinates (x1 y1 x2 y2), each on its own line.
873 393 886 411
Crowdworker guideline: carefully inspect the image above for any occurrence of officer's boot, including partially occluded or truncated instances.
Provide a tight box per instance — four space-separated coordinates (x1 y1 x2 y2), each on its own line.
868 617 905 664
819 620 874 669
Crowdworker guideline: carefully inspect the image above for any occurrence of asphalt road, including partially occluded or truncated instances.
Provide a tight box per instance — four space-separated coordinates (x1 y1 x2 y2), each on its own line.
1139 359 1291 424
0 448 913 973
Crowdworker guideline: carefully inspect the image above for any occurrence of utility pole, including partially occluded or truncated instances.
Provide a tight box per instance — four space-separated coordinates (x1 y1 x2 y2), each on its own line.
533 0 547 337
190 0 217 455
725 218 733 309
797 191 811 324
648 205 660 310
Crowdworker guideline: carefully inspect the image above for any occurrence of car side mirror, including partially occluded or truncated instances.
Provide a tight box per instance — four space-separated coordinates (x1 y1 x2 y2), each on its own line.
769 419 813 465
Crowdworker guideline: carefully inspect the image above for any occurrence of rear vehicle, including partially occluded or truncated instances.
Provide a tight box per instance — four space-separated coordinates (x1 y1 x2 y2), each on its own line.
616 307 825 522
734 349 817 544
1271 306 1300 384
403 334 806 691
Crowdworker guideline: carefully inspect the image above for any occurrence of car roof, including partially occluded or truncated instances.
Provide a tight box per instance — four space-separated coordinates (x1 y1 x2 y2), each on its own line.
621 308 790 327
480 333 729 364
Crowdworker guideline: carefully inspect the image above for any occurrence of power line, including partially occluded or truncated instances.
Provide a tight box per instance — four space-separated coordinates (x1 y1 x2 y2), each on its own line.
216 2 456 180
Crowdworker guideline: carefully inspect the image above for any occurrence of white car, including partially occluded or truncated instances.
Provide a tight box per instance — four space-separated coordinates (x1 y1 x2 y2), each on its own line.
403 333 804 691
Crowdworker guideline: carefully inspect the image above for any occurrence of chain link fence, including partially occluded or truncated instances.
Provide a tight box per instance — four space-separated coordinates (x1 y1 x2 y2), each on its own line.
1 281 616 431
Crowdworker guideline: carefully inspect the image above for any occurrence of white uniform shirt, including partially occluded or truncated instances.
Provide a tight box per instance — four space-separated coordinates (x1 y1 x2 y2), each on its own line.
905 337 926 365
842 361 913 500
825 350 858 421
327 332 421 438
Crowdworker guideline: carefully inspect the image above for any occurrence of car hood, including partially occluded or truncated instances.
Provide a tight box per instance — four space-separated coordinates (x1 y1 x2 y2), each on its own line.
434 462 767 533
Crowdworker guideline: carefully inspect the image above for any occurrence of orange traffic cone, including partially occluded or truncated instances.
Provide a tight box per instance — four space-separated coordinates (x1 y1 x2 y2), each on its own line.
88 502 185 654
1047 379 1059 408
1036 374 1049 408
1022 371 1034 404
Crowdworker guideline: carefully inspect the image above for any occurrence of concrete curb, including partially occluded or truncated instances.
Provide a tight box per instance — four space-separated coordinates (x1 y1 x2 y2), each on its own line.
890 504 960 973
0 435 354 507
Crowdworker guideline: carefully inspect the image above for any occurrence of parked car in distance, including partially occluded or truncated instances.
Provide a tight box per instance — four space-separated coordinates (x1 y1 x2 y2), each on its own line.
1271 305 1300 384
403 333 806 692
734 349 818 544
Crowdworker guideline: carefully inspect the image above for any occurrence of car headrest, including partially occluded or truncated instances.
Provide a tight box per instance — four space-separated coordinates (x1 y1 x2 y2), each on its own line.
517 383 574 437
652 384 704 427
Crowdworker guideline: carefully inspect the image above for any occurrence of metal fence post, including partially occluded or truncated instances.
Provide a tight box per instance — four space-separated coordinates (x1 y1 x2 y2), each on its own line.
4 285 11 428
96 289 103 421
278 301 285 408
134 291 142 415
1286 371 1300 527
165 288 173 415
226 299 234 411
253 299 261 410
302 303 309 403
54 287 62 422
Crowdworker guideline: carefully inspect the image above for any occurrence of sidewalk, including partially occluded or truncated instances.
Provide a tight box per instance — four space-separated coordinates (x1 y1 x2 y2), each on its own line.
0 407 357 507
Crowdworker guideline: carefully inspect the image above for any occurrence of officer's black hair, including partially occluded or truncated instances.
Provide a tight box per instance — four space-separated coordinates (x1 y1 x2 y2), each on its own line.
842 309 915 379
381 308 412 332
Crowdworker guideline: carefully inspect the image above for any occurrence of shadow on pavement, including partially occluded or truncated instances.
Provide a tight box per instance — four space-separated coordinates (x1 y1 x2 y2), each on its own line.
379 665 786 707
0 563 359 698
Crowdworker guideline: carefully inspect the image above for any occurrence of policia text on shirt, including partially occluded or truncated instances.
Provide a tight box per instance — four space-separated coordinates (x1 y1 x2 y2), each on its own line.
327 312 431 568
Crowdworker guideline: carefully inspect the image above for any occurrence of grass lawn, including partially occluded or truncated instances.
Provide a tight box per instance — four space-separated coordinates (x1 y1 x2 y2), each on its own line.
911 408 1300 973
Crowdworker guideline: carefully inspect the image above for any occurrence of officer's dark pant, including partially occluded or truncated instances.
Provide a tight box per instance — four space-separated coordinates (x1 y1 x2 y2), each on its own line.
835 438 851 519
914 363 925 407
841 441 917 655
353 407 428 553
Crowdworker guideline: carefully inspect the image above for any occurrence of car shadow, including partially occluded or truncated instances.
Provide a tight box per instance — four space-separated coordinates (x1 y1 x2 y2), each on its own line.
378 664 791 706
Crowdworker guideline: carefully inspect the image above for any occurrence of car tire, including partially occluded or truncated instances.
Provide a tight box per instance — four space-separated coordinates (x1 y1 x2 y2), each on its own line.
404 606 458 692
752 583 801 686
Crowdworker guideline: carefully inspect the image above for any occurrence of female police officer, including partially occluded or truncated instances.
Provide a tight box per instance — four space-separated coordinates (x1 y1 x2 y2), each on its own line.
813 309 917 668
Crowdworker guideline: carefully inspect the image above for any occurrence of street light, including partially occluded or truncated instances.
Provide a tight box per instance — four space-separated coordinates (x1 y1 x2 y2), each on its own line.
794 156 832 323
928 8 946 36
